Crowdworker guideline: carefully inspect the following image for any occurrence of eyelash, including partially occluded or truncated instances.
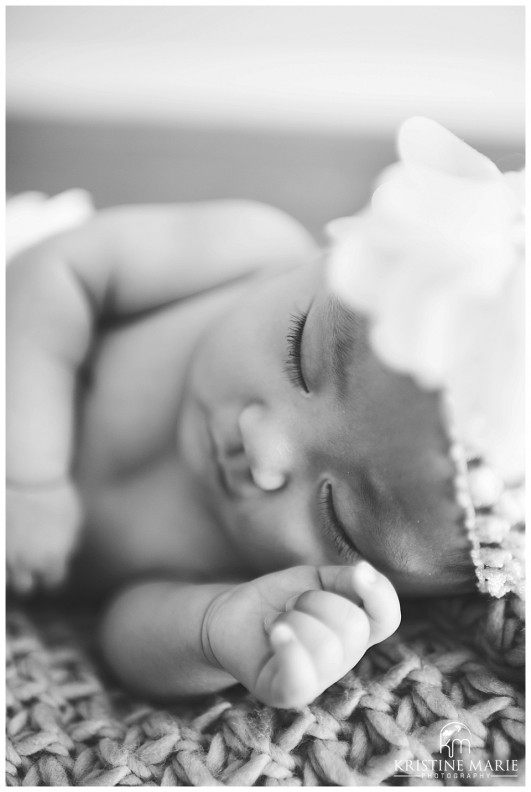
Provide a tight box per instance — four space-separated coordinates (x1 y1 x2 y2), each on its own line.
284 309 310 393
318 482 360 563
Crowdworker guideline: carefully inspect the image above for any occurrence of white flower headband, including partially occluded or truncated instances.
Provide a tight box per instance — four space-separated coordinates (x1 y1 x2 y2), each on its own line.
328 117 525 598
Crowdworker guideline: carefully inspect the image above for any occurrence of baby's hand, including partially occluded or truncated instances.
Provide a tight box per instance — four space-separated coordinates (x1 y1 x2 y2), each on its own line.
204 563 400 708
6 478 82 594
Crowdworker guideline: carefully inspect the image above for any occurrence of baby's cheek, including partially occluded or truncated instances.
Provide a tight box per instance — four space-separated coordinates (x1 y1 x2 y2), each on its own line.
225 499 330 574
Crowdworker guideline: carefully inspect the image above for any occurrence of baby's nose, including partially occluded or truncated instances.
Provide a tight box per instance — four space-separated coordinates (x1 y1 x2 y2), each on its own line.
238 404 294 492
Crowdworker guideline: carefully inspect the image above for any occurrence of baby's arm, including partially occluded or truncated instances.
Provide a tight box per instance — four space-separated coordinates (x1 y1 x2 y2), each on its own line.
7 201 316 592
100 562 400 708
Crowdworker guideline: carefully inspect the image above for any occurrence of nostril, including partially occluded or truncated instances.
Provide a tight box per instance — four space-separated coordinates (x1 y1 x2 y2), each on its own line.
225 441 245 458
211 411 245 458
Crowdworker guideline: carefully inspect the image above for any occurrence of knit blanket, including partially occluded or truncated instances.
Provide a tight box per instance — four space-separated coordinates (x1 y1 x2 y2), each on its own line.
6 591 524 786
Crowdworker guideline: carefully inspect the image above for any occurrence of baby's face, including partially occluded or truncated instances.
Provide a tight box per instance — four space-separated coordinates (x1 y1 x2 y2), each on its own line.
179 258 473 596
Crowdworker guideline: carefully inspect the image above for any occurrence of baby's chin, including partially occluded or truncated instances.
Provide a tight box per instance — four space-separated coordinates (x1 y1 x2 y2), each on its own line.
395 574 476 599
384 530 476 599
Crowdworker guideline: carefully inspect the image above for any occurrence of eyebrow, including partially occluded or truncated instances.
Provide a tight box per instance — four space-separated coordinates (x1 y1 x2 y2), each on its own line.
322 295 360 399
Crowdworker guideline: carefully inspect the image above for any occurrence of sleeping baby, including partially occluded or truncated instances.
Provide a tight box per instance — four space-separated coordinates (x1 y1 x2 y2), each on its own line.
7 119 521 709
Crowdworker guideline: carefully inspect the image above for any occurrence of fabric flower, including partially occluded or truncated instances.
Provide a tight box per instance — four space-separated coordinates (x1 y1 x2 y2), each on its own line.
328 117 524 484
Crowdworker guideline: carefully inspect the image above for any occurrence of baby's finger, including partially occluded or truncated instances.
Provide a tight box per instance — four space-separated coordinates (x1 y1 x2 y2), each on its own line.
317 563 401 647
276 605 369 697
254 622 317 709
352 562 401 646
286 588 369 655
270 623 318 706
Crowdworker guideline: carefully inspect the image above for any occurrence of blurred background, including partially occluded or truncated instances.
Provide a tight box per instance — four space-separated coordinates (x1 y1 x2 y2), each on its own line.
6 5 525 241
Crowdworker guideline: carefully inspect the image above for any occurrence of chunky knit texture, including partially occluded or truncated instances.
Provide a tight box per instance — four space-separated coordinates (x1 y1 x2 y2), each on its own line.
6 591 524 786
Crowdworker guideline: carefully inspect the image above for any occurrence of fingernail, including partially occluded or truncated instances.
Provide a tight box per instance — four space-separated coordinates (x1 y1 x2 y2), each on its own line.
284 595 299 612
356 561 377 585
270 622 296 649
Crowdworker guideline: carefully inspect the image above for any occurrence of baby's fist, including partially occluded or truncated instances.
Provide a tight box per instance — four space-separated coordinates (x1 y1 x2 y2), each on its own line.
205 562 401 709
261 563 401 707
7 478 82 594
